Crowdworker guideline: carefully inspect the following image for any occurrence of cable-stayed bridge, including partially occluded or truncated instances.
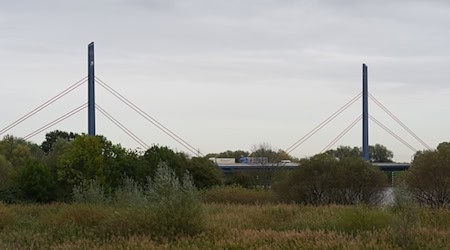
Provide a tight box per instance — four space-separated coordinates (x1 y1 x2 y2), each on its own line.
0 43 430 172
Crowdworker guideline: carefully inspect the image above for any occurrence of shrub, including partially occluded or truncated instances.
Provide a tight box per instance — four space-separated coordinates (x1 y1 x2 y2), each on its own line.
144 162 204 236
72 179 111 205
273 155 387 205
404 144 450 208
113 176 146 207
225 172 257 188
72 162 204 238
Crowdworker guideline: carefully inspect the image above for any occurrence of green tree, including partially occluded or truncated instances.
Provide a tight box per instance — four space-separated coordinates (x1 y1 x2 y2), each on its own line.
325 146 360 160
41 130 78 153
369 144 394 162
16 161 55 202
404 142 450 208
0 135 39 168
187 157 223 189
57 135 105 186
0 155 17 202
138 146 189 184
102 140 142 190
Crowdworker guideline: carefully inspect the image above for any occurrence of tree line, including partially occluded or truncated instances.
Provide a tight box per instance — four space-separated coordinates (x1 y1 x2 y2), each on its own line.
0 131 223 202
0 130 449 207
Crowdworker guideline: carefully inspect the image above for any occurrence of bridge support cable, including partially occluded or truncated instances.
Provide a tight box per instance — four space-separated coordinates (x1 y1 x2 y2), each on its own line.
321 115 362 153
23 103 88 141
95 77 202 157
96 104 149 150
369 94 431 150
0 77 88 137
369 115 417 152
285 92 362 154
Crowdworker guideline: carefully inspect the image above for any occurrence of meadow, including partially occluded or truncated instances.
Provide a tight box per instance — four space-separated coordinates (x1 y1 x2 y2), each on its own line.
1 199 450 249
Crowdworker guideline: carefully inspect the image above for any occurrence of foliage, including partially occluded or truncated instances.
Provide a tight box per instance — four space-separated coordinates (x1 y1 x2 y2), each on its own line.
251 142 295 163
139 145 224 189
0 155 15 198
325 145 360 160
57 135 105 186
225 171 256 188
73 162 204 238
72 179 110 205
404 142 450 207
0 135 42 169
325 144 393 162
273 154 388 205
40 130 78 153
187 157 223 189
16 161 55 202
205 150 250 163
369 144 394 163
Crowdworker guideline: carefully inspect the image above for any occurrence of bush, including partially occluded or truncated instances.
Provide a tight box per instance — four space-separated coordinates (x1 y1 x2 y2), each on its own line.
144 162 204 236
273 155 387 205
404 144 450 207
72 179 111 205
72 162 204 238
225 172 257 188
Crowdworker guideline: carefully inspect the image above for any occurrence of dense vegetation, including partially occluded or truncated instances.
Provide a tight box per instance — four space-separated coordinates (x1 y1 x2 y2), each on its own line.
1 131 450 248
0 131 223 203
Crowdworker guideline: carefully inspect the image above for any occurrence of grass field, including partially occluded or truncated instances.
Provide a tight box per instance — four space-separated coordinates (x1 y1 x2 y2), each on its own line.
1 202 450 249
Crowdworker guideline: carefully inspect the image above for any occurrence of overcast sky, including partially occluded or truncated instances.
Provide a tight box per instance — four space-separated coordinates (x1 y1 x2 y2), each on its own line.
1 0 449 162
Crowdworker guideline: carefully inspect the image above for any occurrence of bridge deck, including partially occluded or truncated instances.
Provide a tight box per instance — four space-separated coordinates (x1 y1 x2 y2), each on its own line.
218 162 410 173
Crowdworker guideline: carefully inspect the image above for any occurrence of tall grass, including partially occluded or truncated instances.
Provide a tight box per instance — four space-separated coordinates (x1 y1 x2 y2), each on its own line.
200 185 277 204
0 203 449 248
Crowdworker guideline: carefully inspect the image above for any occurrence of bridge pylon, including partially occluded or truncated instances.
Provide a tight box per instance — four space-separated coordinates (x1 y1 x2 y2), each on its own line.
362 64 369 161
88 42 96 136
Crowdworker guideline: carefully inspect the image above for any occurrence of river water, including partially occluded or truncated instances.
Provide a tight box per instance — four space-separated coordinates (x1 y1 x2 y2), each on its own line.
381 187 395 206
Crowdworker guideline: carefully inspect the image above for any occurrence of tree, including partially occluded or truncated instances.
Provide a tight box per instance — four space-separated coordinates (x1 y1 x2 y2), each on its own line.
0 135 41 168
57 135 105 186
187 157 223 189
325 146 360 160
205 150 250 163
41 130 78 153
0 155 17 202
16 161 55 202
42 138 73 201
140 146 224 189
273 154 387 205
369 144 394 163
139 146 189 184
404 142 450 207
325 144 394 162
